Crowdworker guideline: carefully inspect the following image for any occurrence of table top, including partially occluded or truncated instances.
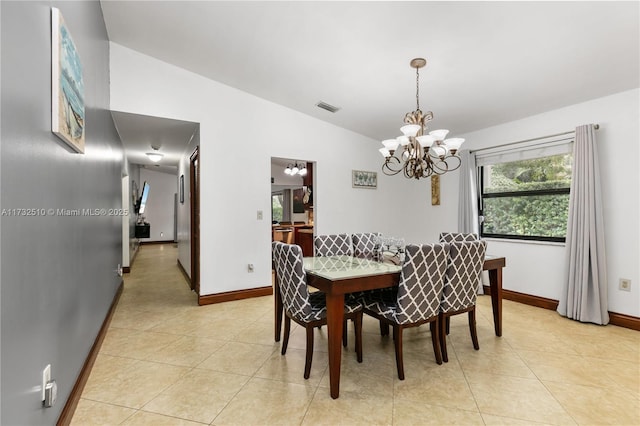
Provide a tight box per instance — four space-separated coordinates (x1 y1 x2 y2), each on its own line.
303 255 402 281
303 254 506 281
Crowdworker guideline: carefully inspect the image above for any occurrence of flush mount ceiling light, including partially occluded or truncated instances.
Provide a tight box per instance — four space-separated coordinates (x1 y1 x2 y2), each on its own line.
378 58 464 179
146 145 163 163
284 161 307 176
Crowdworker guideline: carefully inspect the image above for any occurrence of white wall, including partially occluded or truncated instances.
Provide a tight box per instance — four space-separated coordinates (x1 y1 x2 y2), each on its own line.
121 176 130 267
456 89 639 317
139 168 178 241
110 43 388 295
110 43 639 318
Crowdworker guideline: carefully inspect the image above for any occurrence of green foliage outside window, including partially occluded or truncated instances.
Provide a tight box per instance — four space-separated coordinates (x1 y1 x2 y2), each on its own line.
482 154 572 240
272 194 283 222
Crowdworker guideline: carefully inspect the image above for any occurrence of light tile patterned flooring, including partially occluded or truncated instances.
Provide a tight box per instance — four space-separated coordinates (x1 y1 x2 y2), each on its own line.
71 244 640 425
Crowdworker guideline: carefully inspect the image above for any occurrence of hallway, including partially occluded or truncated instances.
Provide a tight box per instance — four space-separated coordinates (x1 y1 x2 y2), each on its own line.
71 244 639 425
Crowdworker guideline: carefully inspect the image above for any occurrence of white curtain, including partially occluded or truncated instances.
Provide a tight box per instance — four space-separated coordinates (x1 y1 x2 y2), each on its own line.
557 124 609 324
458 150 485 292
457 150 479 234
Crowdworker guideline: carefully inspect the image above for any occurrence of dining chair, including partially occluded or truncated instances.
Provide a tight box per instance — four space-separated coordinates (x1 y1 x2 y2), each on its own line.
360 243 449 380
351 232 382 260
273 242 363 379
438 233 482 334
439 232 478 243
351 232 393 335
314 233 353 257
313 233 356 345
439 239 487 362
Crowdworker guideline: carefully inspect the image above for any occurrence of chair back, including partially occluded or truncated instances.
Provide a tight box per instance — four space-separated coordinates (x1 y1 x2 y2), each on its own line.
272 242 314 322
395 244 449 324
441 240 487 313
352 232 382 260
439 232 478 243
314 234 353 257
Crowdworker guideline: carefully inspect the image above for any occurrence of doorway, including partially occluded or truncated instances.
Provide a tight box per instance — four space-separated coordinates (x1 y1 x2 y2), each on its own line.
270 157 315 256
190 147 200 295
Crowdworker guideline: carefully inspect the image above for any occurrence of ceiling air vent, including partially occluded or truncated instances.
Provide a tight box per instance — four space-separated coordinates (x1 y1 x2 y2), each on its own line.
315 101 341 113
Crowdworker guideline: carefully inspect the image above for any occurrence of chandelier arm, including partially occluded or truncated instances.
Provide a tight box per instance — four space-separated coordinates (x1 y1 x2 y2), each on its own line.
443 155 462 172
430 155 462 174
382 156 403 176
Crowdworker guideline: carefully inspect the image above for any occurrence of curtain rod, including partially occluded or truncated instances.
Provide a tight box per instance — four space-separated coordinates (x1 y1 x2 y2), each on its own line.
470 124 599 154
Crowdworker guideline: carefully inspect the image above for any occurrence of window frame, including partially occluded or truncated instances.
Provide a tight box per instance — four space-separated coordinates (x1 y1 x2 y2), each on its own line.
478 162 571 244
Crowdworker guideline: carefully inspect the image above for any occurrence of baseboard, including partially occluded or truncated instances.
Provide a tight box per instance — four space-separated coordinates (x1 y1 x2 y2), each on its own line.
177 258 191 286
140 240 175 245
608 311 640 331
483 285 640 331
199 286 273 306
127 243 139 272
484 286 559 310
57 280 124 426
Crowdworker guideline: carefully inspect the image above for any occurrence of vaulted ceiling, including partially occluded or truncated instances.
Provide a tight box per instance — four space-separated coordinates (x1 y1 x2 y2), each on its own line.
102 1 639 165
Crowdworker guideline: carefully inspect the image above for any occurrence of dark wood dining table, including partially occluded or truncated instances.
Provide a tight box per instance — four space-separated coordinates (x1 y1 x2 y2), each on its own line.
273 254 506 399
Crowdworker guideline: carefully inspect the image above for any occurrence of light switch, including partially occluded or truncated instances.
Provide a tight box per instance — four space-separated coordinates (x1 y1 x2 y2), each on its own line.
44 380 57 407
42 364 51 401
257 210 263 220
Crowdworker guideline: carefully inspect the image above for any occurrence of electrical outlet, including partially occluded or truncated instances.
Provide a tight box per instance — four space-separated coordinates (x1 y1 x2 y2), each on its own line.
257 210 263 220
619 278 631 292
248 263 254 272
42 364 51 401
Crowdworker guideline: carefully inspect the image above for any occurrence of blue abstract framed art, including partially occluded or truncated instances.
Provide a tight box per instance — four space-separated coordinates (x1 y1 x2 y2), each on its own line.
51 7 85 153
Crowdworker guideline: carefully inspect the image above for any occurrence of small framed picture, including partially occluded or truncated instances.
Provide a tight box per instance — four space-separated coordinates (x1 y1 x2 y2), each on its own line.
352 170 377 189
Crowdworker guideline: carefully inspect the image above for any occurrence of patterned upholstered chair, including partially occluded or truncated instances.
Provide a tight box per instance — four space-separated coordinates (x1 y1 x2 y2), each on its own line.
360 244 449 380
314 234 353 257
352 232 382 261
438 233 483 333
439 240 487 362
313 233 357 345
439 232 478 243
273 242 363 379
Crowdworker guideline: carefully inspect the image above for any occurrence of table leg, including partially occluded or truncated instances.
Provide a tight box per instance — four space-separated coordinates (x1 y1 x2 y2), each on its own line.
326 292 344 399
274 272 283 342
488 267 503 337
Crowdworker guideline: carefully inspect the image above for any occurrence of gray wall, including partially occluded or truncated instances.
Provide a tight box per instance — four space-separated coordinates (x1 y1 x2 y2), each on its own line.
1 1 123 424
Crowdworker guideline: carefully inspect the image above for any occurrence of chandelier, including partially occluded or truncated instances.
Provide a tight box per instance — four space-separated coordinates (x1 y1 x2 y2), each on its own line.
379 58 464 179
284 161 307 176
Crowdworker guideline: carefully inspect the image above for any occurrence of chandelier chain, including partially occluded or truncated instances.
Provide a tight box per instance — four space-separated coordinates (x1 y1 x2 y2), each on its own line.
415 67 420 112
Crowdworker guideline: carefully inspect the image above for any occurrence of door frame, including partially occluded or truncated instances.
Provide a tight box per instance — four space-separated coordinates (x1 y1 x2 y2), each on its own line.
190 147 200 296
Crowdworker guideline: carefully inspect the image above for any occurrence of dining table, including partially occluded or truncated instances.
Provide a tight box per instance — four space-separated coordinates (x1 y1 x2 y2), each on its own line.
273 254 506 399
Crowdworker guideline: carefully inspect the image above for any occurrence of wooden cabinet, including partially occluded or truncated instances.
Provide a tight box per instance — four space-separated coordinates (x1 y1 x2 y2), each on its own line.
296 228 314 257
302 162 313 187
272 227 293 244
135 223 150 238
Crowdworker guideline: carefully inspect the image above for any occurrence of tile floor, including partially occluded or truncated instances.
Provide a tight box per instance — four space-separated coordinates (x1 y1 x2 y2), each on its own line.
71 244 640 425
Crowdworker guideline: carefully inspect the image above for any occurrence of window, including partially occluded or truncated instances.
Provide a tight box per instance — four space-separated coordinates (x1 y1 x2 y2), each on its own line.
478 139 573 242
272 193 283 223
